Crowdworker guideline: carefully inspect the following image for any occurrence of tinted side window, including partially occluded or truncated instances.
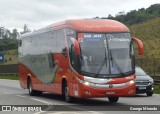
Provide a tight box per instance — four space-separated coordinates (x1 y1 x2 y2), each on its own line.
56 29 65 53
35 31 56 54
48 31 56 53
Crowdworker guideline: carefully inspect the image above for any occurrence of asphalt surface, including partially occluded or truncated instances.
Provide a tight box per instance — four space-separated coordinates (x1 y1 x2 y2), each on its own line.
0 79 160 114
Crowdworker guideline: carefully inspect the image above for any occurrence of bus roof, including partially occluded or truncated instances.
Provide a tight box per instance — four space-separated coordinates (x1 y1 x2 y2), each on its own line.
52 19 129 32
20 19 129 38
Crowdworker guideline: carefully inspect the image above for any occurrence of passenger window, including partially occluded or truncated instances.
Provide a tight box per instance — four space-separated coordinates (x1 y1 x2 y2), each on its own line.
51 32 55 39
56 29 66 53
48 32 56 53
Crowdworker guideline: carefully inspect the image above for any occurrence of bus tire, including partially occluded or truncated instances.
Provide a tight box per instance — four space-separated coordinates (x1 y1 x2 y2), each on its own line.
64 83 74 103
108 97 119 102
28 78 37 96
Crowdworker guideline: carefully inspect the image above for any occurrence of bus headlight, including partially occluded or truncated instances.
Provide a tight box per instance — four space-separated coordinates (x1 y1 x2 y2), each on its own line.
77 77 94 86
129 80 135 85
84 82 90 86
84 81 94 86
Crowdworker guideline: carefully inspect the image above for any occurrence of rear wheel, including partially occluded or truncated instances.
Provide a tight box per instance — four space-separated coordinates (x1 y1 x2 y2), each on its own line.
146 91 153 96
28 78 42 96
108 97 119 102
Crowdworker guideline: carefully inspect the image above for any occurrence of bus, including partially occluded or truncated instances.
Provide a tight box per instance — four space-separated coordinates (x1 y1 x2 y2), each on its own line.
18 19 143 103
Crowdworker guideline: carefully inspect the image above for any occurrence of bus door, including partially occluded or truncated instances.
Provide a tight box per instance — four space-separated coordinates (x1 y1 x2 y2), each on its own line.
68 40 80 97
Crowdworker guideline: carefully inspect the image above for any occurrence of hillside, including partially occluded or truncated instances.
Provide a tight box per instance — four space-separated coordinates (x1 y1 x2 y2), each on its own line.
107 4 160 25
129 18 160 58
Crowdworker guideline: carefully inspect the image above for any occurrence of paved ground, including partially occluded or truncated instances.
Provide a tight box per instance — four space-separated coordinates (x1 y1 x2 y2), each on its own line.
0 79 159 114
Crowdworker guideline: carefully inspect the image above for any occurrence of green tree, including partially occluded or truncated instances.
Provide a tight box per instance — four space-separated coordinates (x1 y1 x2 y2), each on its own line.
20 24 31 34
12 28 18 39
105 4 160 25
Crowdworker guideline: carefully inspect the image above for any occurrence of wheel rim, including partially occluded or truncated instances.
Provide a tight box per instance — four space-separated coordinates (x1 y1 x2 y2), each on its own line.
65 87 69 101
29 81 32 93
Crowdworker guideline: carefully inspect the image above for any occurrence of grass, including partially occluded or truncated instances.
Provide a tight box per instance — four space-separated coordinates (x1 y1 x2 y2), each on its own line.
153 85 160 94
0 75 19 80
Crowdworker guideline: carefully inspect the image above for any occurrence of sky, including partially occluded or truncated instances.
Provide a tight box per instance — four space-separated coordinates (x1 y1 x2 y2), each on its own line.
0 0 160 31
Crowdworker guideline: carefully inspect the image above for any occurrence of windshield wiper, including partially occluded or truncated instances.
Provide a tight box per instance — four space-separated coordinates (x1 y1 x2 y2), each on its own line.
95 48 108 77
95 57 107 77
109 50 126 77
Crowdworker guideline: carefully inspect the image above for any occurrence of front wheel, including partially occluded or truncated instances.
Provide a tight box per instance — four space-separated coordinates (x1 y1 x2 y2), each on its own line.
64 83 74 103
108 97 119 102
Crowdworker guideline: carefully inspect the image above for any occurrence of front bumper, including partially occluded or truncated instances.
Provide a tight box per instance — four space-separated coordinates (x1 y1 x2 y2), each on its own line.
78 83 136 98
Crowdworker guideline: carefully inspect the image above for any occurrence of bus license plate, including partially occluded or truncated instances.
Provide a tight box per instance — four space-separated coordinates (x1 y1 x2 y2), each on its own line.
106 91 115 95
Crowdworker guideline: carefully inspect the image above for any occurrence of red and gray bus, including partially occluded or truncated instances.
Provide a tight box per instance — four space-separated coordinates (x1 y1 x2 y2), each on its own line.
18 19 143 102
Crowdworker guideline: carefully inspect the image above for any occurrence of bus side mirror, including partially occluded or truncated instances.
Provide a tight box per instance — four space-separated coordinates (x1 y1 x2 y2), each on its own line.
132 37 144 55
70 38 80 56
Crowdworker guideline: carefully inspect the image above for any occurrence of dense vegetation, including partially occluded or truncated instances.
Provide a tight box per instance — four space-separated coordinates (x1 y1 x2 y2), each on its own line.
0 39 18 52
0 27 18 52
106 4 160 26
0 24 30 52
154 85 160 94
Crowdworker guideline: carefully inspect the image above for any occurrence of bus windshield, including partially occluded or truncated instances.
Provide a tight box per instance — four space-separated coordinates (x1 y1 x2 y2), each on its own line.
78 32 134 78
